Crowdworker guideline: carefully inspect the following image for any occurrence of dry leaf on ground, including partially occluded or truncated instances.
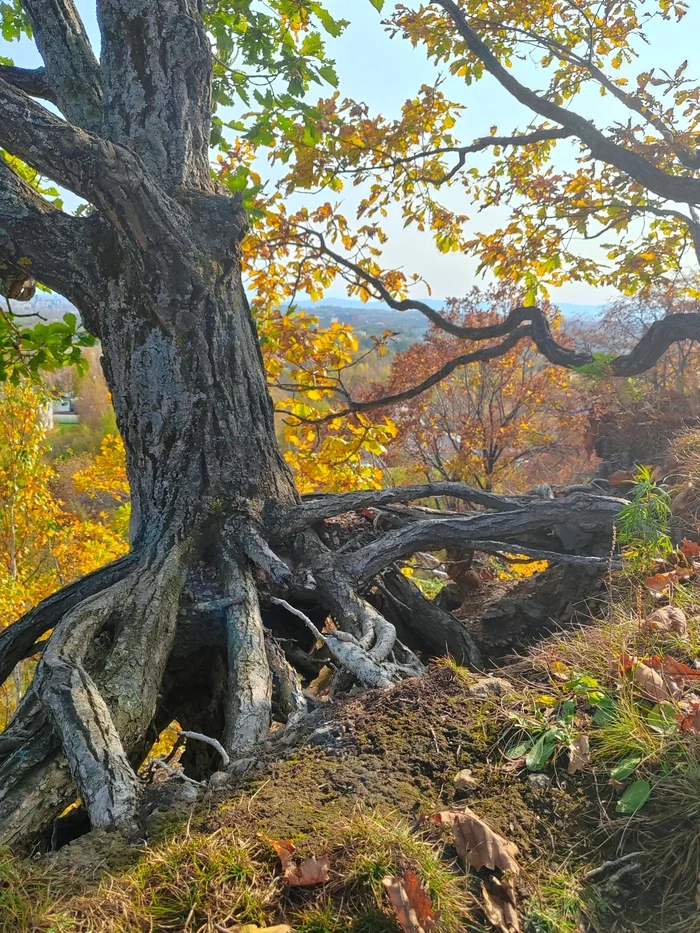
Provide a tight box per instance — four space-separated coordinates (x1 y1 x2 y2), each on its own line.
481 879 521 932
434 809 519 877
643 607 688 638
633 661 681 702
607 470 635 486
644 570 689 595
269 839 330 886
679 698 700 732
383 869 440 933
680 539 700 560
233 926 293 933
567 735 590 774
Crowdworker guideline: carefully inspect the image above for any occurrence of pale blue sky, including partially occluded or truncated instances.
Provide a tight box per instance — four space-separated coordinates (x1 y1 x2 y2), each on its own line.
3 2 699 307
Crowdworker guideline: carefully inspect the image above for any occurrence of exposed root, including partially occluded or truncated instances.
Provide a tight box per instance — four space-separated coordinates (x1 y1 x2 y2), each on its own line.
220 556 273 757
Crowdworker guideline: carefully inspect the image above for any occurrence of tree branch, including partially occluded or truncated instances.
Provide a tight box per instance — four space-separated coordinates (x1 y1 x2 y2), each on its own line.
20 0 102 131
0 79 194 255
341 127 573 186
434 0 700 206
280 482 524 537
348 493 623 586
0 65 57 104
0 155 100 307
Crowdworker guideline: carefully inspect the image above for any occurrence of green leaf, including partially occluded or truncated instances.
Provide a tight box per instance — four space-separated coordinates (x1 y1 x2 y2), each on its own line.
558 699 576 724
616 779 651 815
525 731 557 771
610 755 643 781
647 703 677 735
592 696 616 725
504 737 534 760
368 0 385 9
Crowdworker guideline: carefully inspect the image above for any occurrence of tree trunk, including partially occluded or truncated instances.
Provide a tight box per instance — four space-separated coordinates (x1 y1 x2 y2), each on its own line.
0 0 626 849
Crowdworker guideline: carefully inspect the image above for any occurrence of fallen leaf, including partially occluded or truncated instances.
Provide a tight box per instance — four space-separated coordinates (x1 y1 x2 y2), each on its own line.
434 809 519 877
671 485 694 515
607 470 636 486
678 698 700 731
680 539 700 560
643 607 688 638
233 926 293 933
481 878 521 932
567 735 591 774
548 660 570 682
644 571 684 595
633 661 681 703
269 839 330 886
383 869 439 933
645 655 700 680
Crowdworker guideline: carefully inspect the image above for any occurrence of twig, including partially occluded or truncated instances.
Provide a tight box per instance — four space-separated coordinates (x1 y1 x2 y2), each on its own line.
180 730 230 769
584 851 644 880
150 758 205 787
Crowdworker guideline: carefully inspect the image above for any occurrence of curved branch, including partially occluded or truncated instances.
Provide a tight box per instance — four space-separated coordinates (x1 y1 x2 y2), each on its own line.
434 0 700 206
0 79 193 255
461 540 621 569
0 155 99 306
280 482 524 537
0 66 57 104
20 0 102 131
348 493 623 586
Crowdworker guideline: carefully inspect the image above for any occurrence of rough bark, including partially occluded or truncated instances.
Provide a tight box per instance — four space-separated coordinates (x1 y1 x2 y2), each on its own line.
0 0 638 850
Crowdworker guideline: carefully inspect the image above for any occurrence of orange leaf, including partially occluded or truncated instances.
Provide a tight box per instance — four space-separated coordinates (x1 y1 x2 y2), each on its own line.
607 470 636 486
268 838 331 886
644 571 685 595
680 539 700 560
383 869 440 933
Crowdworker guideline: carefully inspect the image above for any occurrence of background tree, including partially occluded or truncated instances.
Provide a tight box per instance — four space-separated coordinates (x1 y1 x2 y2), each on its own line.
383 288 589 491
0 0 697 849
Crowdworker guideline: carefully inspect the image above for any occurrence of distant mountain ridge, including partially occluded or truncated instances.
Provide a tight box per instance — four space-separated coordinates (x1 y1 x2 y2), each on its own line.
291 297 604 320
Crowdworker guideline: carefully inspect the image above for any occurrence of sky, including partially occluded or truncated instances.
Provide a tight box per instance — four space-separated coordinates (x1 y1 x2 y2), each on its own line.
3 1 700 308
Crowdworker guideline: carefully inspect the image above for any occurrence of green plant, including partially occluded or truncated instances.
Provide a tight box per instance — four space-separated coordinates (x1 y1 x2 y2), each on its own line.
505 697 580 772
617 465 673 567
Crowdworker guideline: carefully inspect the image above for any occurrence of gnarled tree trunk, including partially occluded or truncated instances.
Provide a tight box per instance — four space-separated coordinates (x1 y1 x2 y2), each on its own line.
0 0 626 849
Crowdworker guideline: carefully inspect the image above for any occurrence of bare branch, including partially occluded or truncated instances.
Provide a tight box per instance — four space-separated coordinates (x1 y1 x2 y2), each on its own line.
179 731 230 769
434 0 700 206
0 155 99 306
0 79 194 255
280 483 524 537
20 0 102 131
0 66 57 104
461 540 622 569
348 493 623 586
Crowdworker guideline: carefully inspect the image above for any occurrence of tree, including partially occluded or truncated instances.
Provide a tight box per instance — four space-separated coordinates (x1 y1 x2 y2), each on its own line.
383 288 589 491
0 381 127 726
0 0 695 848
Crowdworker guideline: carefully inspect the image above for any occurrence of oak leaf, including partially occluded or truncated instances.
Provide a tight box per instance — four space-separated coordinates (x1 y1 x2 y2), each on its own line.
269 839 330 886
481 879 521 933
680 539 700 560
382 868 439 933
633 661 681 703
434 809 519 877
643 607 688 638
